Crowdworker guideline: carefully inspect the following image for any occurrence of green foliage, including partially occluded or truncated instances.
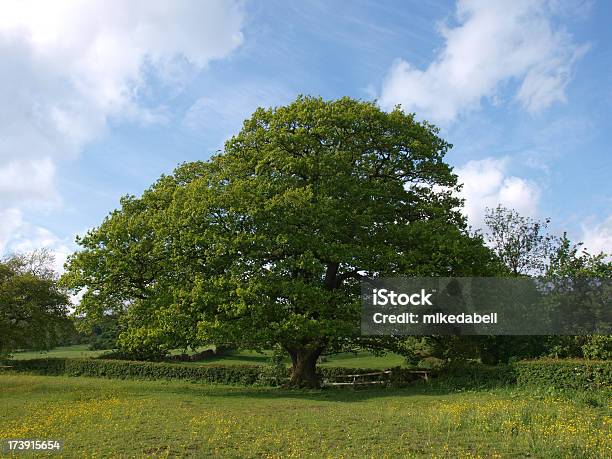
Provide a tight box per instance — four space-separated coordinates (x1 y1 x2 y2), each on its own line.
87 314 120 350
398 229 611 367
5 356 610 392
62 96 503 386
546 335 612 360
473 336 550 364
434 362 517 389
514 359 611 390
547 233 611 279
432 359 612 391
5 358 273 385
0 250 71 355
3 357 403 387
543 234 611 359
581 335 612 360
484 205 558 276
397 335 547 366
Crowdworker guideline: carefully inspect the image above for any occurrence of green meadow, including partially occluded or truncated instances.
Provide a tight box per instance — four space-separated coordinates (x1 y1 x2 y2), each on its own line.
1 373 610 458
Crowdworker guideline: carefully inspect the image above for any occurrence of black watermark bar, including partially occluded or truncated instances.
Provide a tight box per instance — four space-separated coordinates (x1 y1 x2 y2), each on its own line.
361 277 611 335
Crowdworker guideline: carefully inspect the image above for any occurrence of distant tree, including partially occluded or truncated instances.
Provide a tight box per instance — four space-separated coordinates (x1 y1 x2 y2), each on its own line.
3 248 58 279
547 233 611 279
479 232 611 363
545 233 611 358
0 250 71 355
88 314 120 350
63 96 503 386
484 205 558 276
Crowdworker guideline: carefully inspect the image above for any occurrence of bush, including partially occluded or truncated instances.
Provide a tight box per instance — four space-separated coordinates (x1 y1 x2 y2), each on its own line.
433 359 612 391
2 358 405 387
581 335 612 360
434 361 516 389
3 357 609 391
2 357 68 375
514 359 611 390
4 358 275 386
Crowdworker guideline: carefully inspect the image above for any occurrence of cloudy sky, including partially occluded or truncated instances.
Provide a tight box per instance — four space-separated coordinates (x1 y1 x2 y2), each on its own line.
0 0 610 271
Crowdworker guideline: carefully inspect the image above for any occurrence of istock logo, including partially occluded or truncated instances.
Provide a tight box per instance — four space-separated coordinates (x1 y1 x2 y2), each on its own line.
372 288 434 306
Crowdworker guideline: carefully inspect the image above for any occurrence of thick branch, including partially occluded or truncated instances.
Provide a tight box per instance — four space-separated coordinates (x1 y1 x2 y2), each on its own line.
324 262 339 290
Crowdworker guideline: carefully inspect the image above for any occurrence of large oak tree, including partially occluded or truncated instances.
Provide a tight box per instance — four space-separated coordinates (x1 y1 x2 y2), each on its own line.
63 97 501 386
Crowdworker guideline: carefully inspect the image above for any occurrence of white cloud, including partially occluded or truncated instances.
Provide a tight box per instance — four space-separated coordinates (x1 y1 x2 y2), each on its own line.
455 157 541 227
0 157 58 207
379 0 587 122
0 0 244 205
0 0 245 265
0 207 23 252
581 215 612 256
0 207 71 274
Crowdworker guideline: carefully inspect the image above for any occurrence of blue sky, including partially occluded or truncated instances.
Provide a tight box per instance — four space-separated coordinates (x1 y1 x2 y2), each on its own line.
0 0 610 270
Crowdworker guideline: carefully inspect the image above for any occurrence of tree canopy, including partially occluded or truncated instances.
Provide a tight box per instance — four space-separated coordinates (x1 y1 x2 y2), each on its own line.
1 250 71 355
484 205 559 276
62 96 503 386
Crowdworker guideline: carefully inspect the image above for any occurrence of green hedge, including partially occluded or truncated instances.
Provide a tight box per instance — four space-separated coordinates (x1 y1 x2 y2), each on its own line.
3 358 276 386
3 358 610 390
514 359 611 390
1 358 395 387
433 359 611 390
434 362 516 389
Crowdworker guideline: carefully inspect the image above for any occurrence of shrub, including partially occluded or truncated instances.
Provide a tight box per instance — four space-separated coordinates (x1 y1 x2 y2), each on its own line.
581 335 612 360
2 358 403 387
434 361 516 389
4 358 273 386
4 357 609 391
433 359 612 391
514 359 611 390
2 357 67 375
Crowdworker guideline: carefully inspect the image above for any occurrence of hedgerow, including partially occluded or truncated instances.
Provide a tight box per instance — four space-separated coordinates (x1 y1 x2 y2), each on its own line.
3 359 272 385
2 357 610 390
2 358 396 387
432 362 516 389
432 359 612 390
513 359 611 390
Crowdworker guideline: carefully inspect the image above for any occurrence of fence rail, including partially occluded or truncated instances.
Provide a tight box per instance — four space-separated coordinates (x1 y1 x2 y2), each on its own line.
323 369 430 388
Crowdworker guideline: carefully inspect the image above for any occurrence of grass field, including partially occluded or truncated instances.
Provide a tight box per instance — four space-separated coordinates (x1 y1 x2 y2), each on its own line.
10 345 407 369
9 345 108 360
1 373 609 458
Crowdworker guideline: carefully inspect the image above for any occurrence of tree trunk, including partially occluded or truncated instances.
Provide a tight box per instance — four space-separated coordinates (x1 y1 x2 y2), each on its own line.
285 346 323 388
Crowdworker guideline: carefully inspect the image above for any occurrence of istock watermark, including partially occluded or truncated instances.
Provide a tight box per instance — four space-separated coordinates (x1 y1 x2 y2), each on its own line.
362 277 611 335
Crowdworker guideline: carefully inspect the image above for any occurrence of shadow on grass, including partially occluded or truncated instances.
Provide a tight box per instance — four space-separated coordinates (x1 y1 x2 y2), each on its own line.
2 372 471 403
128 377 496 402
193 386 451 402
189 354 271 365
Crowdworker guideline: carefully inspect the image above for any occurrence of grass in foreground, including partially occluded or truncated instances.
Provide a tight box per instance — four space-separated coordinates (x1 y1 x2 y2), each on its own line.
0 374 609 458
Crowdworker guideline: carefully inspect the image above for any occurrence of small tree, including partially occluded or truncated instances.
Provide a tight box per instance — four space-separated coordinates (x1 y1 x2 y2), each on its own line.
547 233 610 279
545 234 611 358
484 205 558 276
0 250 71 356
